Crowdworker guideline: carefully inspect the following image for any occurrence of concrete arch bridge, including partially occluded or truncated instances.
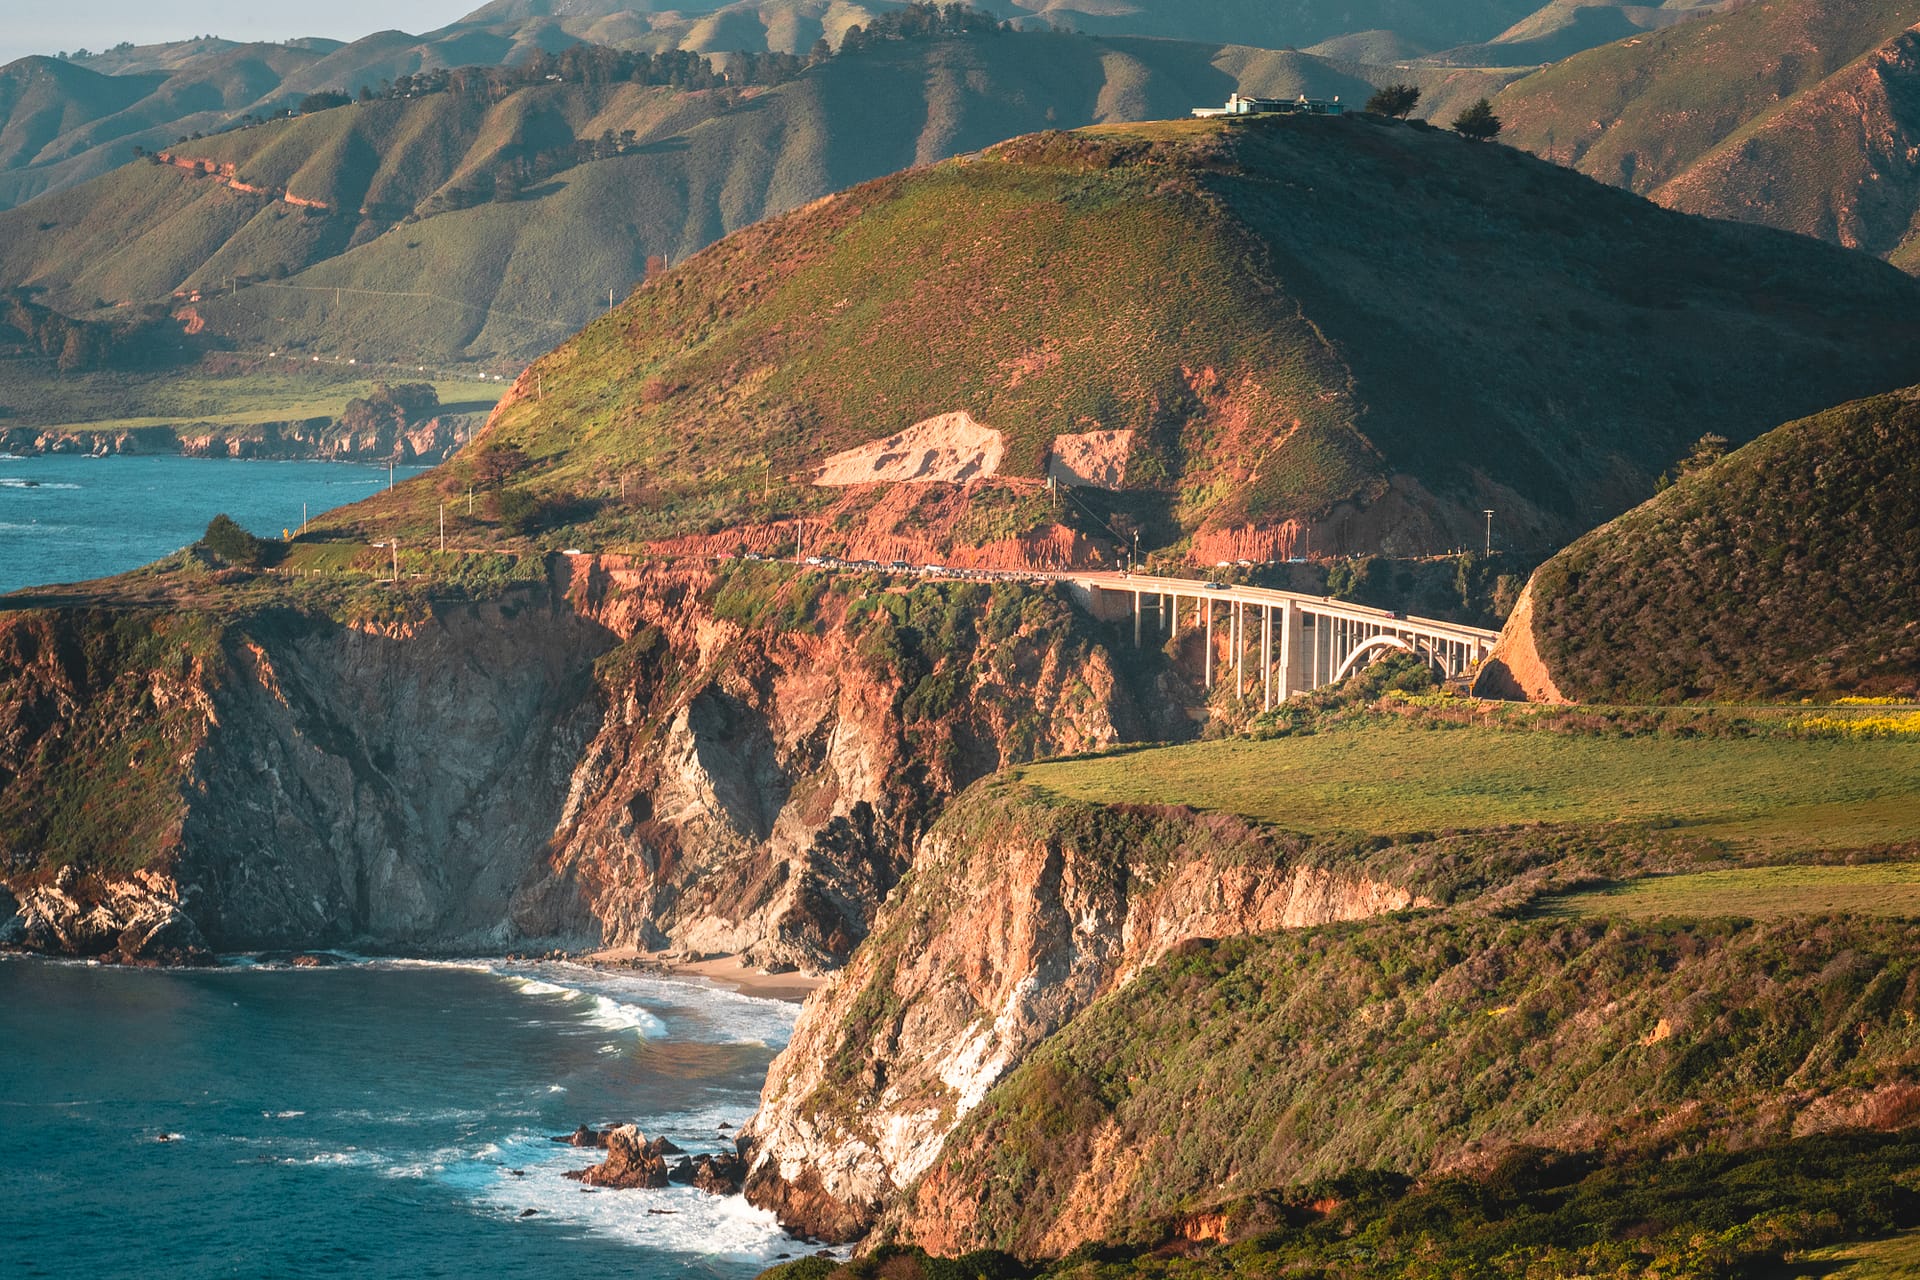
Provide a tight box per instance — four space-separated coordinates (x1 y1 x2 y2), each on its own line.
1064 572 1500 708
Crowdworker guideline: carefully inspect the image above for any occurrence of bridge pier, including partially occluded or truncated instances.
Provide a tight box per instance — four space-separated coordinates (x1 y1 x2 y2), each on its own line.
1203 598 1213 689
1072 575 1494 704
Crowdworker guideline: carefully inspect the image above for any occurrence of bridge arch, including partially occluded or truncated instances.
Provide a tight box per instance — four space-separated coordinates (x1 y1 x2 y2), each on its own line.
1331 632 1447 683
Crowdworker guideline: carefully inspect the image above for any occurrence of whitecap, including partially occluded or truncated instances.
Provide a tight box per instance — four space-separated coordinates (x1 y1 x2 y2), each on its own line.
303 1149 387 1168
492 969 670 1038
494 962 799 1048
447 1132 822 1263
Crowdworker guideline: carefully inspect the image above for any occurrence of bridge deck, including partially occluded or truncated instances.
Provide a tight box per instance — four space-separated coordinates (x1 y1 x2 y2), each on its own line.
1064 572 1500 706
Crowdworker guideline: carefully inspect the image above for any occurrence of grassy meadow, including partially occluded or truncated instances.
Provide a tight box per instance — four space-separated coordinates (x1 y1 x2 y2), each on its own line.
1019 718 1920 851
0 361 501 433
1538 864 1920 920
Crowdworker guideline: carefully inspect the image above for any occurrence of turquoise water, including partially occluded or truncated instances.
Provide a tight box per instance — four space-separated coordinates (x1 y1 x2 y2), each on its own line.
0 957 814 1279
0 454 428 594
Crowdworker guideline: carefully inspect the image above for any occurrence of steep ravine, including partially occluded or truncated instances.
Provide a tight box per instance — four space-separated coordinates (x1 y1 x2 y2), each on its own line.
0 563 1173 965
740 787 1432 1242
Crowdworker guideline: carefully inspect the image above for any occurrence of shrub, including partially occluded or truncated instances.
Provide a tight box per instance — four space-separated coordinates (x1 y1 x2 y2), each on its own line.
1366 84 1421 118
296 90 352 114
199 514 266 568
1453 99 1502 142
472 442 532 488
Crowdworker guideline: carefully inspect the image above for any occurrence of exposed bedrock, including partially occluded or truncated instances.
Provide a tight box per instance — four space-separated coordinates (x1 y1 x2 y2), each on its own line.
0 563 1173 965
740 789 1429 1242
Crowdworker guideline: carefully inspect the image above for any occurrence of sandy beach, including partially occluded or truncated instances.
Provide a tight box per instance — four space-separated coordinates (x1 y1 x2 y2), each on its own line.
583 948 827 1003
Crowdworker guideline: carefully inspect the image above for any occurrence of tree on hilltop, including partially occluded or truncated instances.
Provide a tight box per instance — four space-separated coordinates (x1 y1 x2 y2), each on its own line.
1366 84 1421 118
296 90 351 114
1453 99 1502 141
200 514 265 568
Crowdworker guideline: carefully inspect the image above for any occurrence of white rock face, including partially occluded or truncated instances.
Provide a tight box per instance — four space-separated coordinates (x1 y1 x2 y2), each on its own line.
1046 429 1133 490
814 413 1006 485
740 795 1431 1242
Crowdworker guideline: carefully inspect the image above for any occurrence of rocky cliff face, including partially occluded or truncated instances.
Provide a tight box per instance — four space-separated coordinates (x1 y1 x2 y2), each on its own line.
0 563 1170 963
1469 579 1569 703
740 788 1429 1242
0 414 477 461
534 560 1170 972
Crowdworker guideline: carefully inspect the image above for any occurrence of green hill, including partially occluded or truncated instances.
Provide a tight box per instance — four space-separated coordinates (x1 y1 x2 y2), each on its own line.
1495 0 1920 267
0 0 1786 216
298 114 1920 569
0 30 1472 367
1482 386 1920 703
745 713 1920 1270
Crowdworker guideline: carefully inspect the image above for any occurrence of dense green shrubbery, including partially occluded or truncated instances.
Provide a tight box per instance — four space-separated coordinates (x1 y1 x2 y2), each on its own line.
199 514 267 568
766 1132 1920 1279
897 910 1920 1258
1530 388 1920 701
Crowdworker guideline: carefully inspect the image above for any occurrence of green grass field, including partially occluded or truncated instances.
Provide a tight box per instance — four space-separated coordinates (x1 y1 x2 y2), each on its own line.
1537 865 1920 921
1797 1229 1920 1278
1018 721 1920 848
0 363 500 432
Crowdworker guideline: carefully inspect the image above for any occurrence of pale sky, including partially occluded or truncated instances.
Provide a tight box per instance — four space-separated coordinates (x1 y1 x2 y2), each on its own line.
0 1 486 64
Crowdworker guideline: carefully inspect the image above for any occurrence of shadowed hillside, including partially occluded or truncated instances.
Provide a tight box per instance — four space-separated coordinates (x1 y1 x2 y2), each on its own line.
315 115 1920 568
1496 0 1920 267
1482 386 1920 703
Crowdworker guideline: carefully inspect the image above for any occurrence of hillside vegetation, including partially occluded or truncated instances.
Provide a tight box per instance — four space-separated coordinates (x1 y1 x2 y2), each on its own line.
0 0 1617 216
1021 717 1920 850
319 114 1920 566
1511 386 1920 702
0 30 1450 365
748 703 1920 1272
879 910 1920 1269
1495 0 1920 268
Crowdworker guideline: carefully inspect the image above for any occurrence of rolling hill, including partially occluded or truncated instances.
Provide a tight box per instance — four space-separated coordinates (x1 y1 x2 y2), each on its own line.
0 0 1746 215
306 114 1920 568
0 29 1499 368
1495 0 1920 267
1478 385 1920 703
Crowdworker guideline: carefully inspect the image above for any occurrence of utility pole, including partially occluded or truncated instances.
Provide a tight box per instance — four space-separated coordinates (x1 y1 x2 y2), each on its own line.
608 288 615 313
439 502 445 554
1483 509 1495 556
390 538 399 582
301 501 308 536
388 459 395 491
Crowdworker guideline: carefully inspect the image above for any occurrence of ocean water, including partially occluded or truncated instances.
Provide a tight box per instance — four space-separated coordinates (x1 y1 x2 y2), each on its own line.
0 956 817 1279
0 454 428 594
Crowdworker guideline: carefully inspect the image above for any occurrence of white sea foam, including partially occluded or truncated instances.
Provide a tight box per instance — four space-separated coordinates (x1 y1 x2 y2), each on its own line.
0 478 80 489
495 962 800 1049
303 1149 387 1168
494 969 677 1039
440 1131 826 1264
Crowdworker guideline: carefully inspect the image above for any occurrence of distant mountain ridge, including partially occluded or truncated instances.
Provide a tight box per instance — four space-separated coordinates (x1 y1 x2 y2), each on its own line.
1496 0 1920 267
0 29 1505 366
0 0 1739 214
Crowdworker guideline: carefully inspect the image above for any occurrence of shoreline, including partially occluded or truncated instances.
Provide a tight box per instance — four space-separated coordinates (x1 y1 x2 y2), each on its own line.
580 948 827 1004
0 945 831 1004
